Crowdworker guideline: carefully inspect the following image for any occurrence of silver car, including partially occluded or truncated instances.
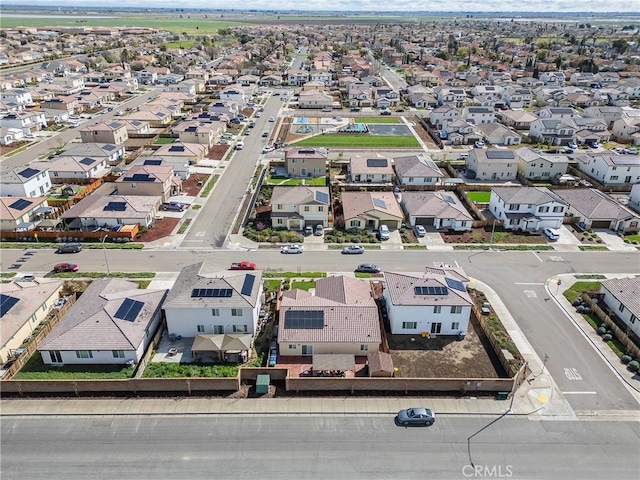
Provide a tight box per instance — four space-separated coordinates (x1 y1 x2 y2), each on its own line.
342 245 365 255
396 407 436 426
280 244 304 254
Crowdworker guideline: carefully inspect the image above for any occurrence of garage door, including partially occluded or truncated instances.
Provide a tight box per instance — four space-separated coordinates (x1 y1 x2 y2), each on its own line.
415 217 435 226
591 220 611 229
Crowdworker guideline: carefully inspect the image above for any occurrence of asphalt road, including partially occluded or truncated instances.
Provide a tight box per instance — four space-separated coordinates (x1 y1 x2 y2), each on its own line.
181 94 283 248
1 416 638 480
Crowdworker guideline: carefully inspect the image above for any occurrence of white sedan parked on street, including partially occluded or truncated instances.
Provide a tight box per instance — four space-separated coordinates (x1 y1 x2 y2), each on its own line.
280 244 304 254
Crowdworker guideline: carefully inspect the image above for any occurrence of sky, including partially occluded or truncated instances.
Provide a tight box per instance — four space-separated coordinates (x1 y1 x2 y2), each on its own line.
5 1 633 13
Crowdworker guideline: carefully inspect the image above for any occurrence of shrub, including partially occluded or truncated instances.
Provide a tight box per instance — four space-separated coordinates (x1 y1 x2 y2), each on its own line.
621 355 632 365
627 360 640 373
597 325 607 335
602 334 612 342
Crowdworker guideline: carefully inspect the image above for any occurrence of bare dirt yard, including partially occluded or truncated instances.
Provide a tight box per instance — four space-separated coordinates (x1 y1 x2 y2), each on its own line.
388 318 506 379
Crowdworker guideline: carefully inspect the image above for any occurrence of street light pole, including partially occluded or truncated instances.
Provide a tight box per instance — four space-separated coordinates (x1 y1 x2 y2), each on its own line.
101 234 111 275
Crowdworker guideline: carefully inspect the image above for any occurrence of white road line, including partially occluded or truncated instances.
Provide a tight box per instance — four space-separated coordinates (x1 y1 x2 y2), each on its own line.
514 282 545 285
531 251 543 262
562 391 598 395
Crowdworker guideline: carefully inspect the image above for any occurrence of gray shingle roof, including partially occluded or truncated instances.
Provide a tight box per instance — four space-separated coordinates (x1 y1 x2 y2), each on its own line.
601 276 640 320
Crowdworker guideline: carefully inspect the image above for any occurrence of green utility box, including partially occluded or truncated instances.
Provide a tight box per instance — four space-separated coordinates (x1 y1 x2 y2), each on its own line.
256 374 270 394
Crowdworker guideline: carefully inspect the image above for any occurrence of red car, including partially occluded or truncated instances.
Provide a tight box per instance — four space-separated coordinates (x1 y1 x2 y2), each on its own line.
229 261 257 270
53 263 78 273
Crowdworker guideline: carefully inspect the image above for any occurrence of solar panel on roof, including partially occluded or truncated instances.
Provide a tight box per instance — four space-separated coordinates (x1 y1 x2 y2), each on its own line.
241 274 255 296
191 288 232 298
0 293 19 318
284 310 324 329
415 286 448 296
114 298 144 322
441 194 456 205
108 122 121 128
103 144 116 151
367 158 388 167
169 145 185 152
372 197 387 209
8 199 33 210
486 150 514 160
79 157 96 166
315 191 329 204
143 160 162 166
445 277 466 292
127 173 155 182
104 201 127 212
18 167 39 179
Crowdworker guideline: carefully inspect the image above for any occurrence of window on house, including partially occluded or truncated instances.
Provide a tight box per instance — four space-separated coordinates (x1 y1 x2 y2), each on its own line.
433 306 441 314
630 315 637 324
232 308 243 316
508 204 519 211
360 344 368 351
276 204 283 210
289 344 296 349
112 350 125 358
276 218 283 225
233 324 248 333
75 350 93 359
451 322 460 330
539 206 549 213
197 325 205 333
214 325 224 334
450 306 463 314
610 176 618 181
350 220 359 227
402 321 417 329
49 350 62 363
553 206 564 213
318 206 324 212
211 308 220 316
619 304 625 313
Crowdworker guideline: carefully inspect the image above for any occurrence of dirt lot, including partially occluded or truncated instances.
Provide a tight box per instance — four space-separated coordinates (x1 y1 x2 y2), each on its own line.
388 318 506 378
442 226 546 244
207 144 231 161
136 217 180 243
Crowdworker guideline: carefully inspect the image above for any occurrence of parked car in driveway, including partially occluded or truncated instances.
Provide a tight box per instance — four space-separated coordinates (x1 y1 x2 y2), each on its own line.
304 225 313 236
414 225 426 237
314 224 324 236
378 224 390 240
56 242 82 254
380 110 392 116
355 263 380 273
396 407 436 426
161 202 186 212
53 263 78 273
280 244 304 254
262 145 275 153
342 245 365 255
543 228 560 241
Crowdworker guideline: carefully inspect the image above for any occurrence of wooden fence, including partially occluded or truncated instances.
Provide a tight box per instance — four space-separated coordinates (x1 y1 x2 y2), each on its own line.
471 303 521 377
582 293 640 359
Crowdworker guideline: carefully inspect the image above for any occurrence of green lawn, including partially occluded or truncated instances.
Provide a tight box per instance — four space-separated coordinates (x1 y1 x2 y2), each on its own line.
142 362 238 378
154 137 176 145
623 233 640 242
294 135 420 148
290 280 316 291
563 281 602 304
466 191 492 203
358 117 402 124
265 175 327 186
264 279 282 293
14 354 135 380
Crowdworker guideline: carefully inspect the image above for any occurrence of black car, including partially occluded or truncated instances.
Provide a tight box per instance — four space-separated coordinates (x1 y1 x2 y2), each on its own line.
355 263 380 273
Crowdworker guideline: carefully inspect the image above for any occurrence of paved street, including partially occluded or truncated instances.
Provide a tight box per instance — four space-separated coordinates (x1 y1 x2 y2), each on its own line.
1 415 638 480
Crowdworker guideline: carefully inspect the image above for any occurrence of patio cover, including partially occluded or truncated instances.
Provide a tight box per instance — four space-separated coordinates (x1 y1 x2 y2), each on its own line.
312 354 355 371
191 334 252 354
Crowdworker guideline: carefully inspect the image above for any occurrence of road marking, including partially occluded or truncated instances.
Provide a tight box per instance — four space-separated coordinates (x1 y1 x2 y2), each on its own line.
515 282 545 285
531 251 543 262
549 256 564 262
524 290 537 298
562 391 597 395
195 231 205 237
564 368 583 380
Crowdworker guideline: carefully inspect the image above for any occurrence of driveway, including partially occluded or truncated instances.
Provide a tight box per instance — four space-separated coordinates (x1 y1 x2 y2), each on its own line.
593 229 637 251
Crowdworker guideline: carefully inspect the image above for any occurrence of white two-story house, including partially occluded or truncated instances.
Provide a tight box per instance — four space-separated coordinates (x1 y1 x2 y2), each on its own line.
574 153 640 186
489 186 567 232
599 277 640 340
270 186 330 231
0 165 52 198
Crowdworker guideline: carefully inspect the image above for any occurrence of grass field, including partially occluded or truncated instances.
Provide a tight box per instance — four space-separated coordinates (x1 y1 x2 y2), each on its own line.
265 175 327 186
466 191 492 203
294 134 420 148
0 15 242 35
358 117 403 124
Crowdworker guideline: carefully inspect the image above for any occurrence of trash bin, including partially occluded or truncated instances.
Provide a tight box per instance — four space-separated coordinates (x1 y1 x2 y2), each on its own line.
256 374 270 394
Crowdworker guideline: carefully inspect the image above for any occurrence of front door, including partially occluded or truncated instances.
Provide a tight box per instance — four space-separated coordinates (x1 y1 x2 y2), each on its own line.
301 168 307 176
430 323 442 335
301 345 313 356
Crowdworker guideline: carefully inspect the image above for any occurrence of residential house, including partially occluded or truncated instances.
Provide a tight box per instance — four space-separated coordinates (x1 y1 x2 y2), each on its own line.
0 111 47 134
0 89 33 110
120 119 151 136
583 106 626 129
287 69 310 86
498 109 537 130
611 116 640 145
284 147 327 178
539 71 566 86
172 121 220 148
163 262 263 339
0 277 64 364
298 89 333 109
132 156 190 180
0 165 52 198
466 149 518 181
341 191 404 230
429 105 460 129
537 106 576 120
599 277 640 339
349 154 393 183
528 118 576 146
219 86 248 104
30 155 110 182
61 143 125 166
462 106 495 125
127 106 173 127
278 275 381 357
502 86 533 108
38 278 166 365
270 186 330 230
489 186 567 231
393 154 444 186
115 165 179 202
514 148 569 181
401 191 473 232
154 142 207 165
0 196 50 232
435 87 467 107
60 195 160 230
0 127 24 145
475 123 522 146
79 121 128 145
382 267 472 336
629 184 640 215
571 117 611 145
554 188 639 233
574 153 640 186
